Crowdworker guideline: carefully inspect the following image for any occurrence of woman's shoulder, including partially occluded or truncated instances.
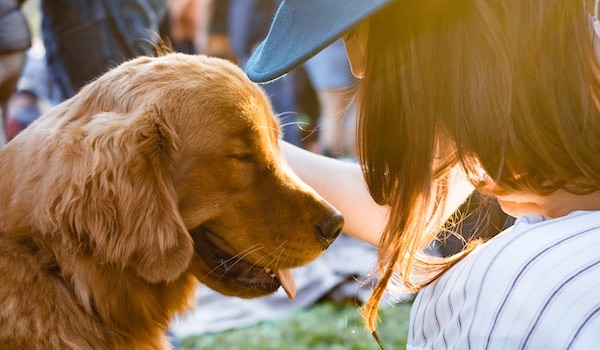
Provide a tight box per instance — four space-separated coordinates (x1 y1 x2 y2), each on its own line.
446 210 600 283
445 210 600 307
510 209 600 234
409 210 600 349
469 210 600 268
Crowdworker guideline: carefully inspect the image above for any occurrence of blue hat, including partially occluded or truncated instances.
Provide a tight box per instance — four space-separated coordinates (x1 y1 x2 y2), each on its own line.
245 0 394 83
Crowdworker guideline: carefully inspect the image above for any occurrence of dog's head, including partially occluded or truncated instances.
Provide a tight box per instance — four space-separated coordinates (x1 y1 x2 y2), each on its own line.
16 53 342 299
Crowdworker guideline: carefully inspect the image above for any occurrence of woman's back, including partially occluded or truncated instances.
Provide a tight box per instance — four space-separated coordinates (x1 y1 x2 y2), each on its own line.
409 211 600 349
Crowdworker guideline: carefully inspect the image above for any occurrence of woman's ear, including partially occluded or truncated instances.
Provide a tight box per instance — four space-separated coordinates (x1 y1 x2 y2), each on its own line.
58 106 193 283
342 20 369 78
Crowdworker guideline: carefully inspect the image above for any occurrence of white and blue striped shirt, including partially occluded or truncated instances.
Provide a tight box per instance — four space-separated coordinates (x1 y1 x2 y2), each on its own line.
408 210 600 350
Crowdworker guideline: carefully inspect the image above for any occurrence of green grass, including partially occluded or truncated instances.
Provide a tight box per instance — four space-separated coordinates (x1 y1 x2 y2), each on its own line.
180 301 411 350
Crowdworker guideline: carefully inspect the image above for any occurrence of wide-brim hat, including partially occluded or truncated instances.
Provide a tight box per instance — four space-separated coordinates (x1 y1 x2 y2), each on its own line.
245 0 394 83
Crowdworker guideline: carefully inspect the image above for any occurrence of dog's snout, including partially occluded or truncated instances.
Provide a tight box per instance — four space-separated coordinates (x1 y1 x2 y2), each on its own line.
316 213 344 248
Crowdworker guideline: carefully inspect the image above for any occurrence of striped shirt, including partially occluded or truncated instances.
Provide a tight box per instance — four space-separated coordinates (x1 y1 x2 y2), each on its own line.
407 210 600 350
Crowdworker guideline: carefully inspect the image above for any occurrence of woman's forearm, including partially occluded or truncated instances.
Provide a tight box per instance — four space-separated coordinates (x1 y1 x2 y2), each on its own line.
281 141 388 246
280 142 475 247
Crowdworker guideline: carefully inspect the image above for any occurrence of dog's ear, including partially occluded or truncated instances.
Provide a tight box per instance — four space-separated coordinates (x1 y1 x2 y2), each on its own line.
58 106 193 283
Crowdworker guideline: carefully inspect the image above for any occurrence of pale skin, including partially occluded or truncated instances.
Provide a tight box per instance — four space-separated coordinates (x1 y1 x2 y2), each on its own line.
280 20 600 247
280 141 388 246
495 190 600 219
280 142 475 246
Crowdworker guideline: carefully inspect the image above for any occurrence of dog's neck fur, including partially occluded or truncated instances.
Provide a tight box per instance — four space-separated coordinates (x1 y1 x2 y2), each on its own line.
0 230 197 349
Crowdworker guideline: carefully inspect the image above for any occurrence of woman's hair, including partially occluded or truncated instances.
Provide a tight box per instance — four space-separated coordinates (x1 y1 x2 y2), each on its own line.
357 0 600 333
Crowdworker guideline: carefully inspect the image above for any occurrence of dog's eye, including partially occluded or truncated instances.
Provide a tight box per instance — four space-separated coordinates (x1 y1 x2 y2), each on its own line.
230 154 253 162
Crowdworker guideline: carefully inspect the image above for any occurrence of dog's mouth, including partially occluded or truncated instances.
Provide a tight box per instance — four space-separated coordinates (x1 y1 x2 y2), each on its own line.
188 226 296 300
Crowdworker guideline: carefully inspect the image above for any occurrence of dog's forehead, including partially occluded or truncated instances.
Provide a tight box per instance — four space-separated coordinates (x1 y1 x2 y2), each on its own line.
213 78 281 144
232 97 281 148
173 87 280 158
119 54 282 151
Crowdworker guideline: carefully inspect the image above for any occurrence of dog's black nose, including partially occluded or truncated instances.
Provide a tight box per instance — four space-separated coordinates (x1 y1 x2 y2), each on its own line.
316 213 344 249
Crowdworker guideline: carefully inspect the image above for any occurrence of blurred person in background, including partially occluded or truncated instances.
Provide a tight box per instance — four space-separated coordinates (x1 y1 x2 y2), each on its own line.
303 39 358 159
208 0 302 147
0 0 31 145
40 0 168 102
5 37 49 141
167 0 199 54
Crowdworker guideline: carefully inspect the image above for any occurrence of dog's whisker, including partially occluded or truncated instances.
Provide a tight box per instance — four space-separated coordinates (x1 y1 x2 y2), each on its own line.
249 256 274 278
271 240 292 268
279 120 310 128
219 244 265 275
266 120 319 138
240 240 289 278
202 243 263 278
274 110 298 119
231 245 264 263
300 126 318 142
222 245 263 265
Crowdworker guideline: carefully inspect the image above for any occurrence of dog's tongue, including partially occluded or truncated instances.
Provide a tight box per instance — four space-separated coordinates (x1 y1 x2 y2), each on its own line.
276 269 296 300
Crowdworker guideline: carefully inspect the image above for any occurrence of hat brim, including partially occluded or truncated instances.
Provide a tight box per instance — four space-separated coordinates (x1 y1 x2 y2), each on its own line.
245 0 393 83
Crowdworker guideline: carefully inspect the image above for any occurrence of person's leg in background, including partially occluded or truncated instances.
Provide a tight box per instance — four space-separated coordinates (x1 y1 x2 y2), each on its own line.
303 39 358 158
261 71 302 147
5 89 40 141
41 0 168 102
0 1 31 145
0 52 26 145
167 0 199 54
227 0 302 147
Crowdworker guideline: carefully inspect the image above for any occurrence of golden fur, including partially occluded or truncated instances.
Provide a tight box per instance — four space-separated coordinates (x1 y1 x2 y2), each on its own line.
0 53 343 349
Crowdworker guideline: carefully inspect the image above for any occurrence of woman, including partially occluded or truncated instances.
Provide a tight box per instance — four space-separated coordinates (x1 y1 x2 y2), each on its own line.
246 0 600 348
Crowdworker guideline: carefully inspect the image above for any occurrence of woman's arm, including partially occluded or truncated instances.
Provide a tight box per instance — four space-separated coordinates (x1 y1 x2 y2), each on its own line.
281 141 475 246
281 141 388 246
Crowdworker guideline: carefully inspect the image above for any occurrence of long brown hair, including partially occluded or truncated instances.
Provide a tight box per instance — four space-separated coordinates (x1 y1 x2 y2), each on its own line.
357 0 600 333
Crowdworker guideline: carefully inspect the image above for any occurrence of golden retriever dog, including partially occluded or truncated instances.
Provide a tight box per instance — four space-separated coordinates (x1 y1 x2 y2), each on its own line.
0 53 343 349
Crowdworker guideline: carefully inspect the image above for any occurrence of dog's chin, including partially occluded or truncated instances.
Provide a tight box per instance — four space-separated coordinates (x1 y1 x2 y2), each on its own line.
188 226 296 300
